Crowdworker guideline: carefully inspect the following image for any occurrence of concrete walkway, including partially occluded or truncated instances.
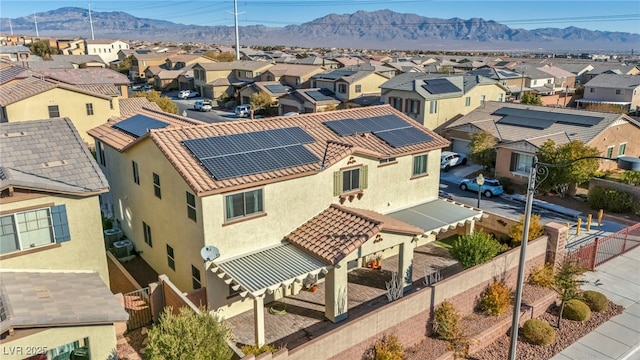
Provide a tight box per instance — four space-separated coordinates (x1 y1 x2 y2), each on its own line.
551 246 640 360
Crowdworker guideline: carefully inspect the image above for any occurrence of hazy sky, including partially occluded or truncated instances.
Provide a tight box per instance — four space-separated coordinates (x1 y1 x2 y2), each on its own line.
2 0 639 34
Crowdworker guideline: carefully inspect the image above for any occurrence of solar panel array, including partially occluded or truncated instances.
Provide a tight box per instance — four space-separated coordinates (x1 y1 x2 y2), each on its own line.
306 89 336 102
494 107 604 129
183 127 319 180
264 84 288 94
421 78 462 94
113 114 169 138
497 70 520 78
313 70 357 80
323 115 433 148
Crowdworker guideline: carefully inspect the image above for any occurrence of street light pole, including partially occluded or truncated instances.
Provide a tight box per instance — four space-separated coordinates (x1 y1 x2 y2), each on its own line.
507 155 640 360
476 173 485 208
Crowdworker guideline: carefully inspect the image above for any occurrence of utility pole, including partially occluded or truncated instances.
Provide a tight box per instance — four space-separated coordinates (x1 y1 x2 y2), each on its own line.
226 0 244 61
34 12 39 37
88 4 95 40
9 19 13 36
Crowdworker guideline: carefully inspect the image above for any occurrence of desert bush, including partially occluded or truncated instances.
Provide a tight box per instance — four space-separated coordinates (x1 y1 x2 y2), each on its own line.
369 334 404 360
240 344 277 356
450 230 502 269
582 290 608 312
433 300 460 340
562 299 591 321
588 186 634 213
509 214 544 245
528 263 555 289
479 280 512 316
522 319 556 345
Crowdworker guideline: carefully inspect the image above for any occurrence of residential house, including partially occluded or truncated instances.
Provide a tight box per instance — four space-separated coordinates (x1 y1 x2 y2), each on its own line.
380 73 507 131
192 60 274 100
259 63 324 88
238 81 291 107
278 56 340 69
511 66 557 96
32 67 131 99
50 54 107 68
165 54 216 70
0 76 121 144
130 51 172 81
576 74 640 114
56 38 86 55
580 64 640 85
468 67 528 101
153 68 193 91
310 67 389 105
0 118 128 359
88 105 482 346
278 88 341 114
85 39 130 63
0 45 31 62
551 61 594 86
443 101 640 184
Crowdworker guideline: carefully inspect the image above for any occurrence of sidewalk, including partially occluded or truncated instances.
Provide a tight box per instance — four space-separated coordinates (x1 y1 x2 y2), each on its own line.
551 246 640 360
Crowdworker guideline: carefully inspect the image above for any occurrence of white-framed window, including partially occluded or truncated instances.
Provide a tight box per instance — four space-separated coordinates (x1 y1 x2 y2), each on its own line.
333 166 368 195
407 99 420 114
48 105 60 118
412 154 428 176
225 189 264 221
590 88 595 93
186 191 197 222
498 93 504 102
85 103 94 115
618 143 627 156
143 221 152 247
429 100 438 114
465 96 471 107
192 265 201 289
153 173 161 199
355 85 362 93
167 244 175 270
606 146 614 159
132 161 139 185
480 95 486 105
0 205 70 255
509 152 534 174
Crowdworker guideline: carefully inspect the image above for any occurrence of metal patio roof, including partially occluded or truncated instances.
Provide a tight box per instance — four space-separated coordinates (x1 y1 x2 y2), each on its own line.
211 243 332 298
388 199 483 235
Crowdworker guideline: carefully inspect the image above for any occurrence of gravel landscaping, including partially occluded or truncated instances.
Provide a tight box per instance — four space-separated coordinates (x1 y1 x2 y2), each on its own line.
405 284 624 360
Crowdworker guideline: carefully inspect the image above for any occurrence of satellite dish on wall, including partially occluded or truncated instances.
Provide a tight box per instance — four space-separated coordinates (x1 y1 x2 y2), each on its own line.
200 246 220 262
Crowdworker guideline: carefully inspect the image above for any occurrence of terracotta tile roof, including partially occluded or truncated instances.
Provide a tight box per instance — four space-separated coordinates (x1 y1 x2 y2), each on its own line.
150 105 449 195
88 108 206 152
119 97 162 115
265 64 323 77
0 63 30 84
285 204 423 264
0 76 111 106
32 68 130 85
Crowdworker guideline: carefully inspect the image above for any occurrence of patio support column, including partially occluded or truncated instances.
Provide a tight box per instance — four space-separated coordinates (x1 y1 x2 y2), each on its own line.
324 264 348 323
253 295 265 346
398 241 414 290
465 220 475 234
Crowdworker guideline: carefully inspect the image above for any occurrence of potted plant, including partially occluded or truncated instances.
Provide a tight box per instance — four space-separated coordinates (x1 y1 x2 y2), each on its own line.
309 284 318 292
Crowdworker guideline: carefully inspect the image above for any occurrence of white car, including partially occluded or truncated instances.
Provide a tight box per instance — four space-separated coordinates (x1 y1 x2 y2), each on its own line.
178 90 199 99
440 151 468 172
235 104 252 118
193 100 212 112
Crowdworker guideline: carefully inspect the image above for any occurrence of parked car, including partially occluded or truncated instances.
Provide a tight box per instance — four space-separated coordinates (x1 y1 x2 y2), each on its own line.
438 190 453 200
140 84 153 92
178 90 199 99
235 104 252 118
194 100 213 112
459 178 504 198
440 151 467 172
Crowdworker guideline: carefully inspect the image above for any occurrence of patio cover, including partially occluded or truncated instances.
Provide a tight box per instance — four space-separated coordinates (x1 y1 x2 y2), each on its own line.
575 99 631 105
211 243 332 298
387 199 483 235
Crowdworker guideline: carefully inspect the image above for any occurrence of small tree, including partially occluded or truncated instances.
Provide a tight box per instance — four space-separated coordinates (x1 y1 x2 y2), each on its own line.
551 259 587 328
509 214 544 245
520 92 542 105
133 90 178 114
29 40 55 60
204 51 236 62
450 231 502 269
146 307 233 360
467 131 497 171
250 91 274 116
537 139 600 198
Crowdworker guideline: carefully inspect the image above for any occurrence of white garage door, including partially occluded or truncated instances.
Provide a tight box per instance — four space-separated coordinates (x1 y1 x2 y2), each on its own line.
451 138 471 155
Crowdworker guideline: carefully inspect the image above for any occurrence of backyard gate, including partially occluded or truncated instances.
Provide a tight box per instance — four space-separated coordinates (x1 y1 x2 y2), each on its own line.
124 287 153 330
567 223 640 270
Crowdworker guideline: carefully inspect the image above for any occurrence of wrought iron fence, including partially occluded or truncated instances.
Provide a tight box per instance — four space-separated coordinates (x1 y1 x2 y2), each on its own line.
567 223 640 270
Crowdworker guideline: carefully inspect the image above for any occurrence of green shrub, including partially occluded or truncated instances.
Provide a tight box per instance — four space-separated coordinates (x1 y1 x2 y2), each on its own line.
479 280 512 316
582 290 608 312
528 263 555 289
373 334 404 360
522 319 556 345
562 299 591 321
509 214 544 245
241 344 277 356
622 170 640 186
433 300 460 340
588 186 634 213
450 230 502 269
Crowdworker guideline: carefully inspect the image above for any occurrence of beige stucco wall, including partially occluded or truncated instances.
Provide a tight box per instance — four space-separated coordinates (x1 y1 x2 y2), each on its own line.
1 324 117 360
589 121 640 171
5 88 119 144
583 85 639 110
0 194 110 286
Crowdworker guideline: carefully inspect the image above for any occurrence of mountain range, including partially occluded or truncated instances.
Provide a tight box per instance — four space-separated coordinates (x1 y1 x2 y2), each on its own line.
2 7 639 51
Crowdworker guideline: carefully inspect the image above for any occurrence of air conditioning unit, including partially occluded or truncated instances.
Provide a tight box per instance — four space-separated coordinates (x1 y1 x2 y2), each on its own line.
103 228 123 249
112 239 134 260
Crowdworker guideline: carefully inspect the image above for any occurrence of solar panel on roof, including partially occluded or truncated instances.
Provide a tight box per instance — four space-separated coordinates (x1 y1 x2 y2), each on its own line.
422 78 462 94
497 116 553 130
373 127 433 148
183 127 318 180
306 89 336 102
323 115 409 136
497 70 520 78
264 84 288 94
493 107 604 128
113 114 169 138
